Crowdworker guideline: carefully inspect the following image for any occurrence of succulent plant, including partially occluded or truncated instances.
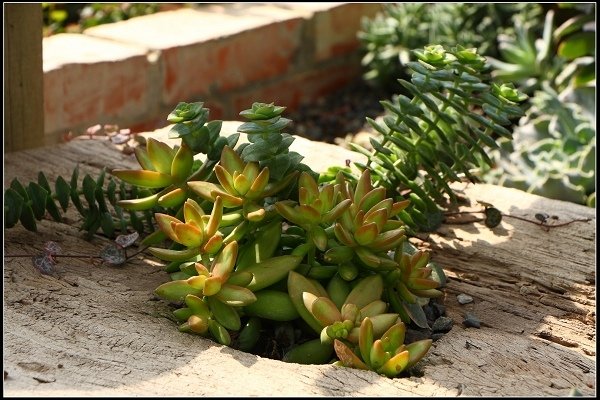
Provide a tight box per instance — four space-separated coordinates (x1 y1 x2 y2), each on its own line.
333 317 432 378
348 44 527 232
483 6 596 206
358 3 542 90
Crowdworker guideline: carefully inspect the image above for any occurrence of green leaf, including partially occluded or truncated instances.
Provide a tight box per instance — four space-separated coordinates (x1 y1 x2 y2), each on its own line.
100 211 115 237
27 182 49 219
82 174 98 212
4 188 24 228
10 178 29 200
45 196 62 222
19 203 37 232
54 176 71 211
37 171 52 194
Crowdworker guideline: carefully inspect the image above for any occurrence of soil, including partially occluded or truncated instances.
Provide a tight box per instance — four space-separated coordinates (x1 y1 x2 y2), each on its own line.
287 79 392 144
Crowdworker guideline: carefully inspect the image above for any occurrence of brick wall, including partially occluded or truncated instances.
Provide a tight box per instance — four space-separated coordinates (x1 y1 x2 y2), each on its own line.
42 3 383 145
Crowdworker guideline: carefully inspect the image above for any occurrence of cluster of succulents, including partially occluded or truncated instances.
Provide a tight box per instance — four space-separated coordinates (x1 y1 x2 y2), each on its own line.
4 42 531 379
482 6 596 206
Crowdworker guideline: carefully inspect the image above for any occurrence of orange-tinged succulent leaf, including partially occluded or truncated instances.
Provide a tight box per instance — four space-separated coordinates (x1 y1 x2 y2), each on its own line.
334 223 356 247
363 208 388 232
304 293 342 327
364 198 392 219
407 277 440 290
396 280 417 303
117 193 160 211
214 283 257 306
390 199 411 216
287 271 326 334
369 229 406 252
220 146 245 175
202 276 223 296
243 202 266 222
147 138 175 174
242 162 260 184
410 288 443 298
206 196 223 238
383 220 405 231
370 314 401 338
297 204 321 225
297 187 310 208
360 300 387 318
245 167 269 200
154 279 202 301
379 349 410 377
311 225 328 251
358 187 387 213
274 202 303 225
187 275 207 290
155 213 182 242
202 233 224 255
380 322 406 354
322 198 352 224
184 294 210 318
354 222 379 246
214 165 236 195
353 170 373 205
406 339 432 368
188 314 209 334
148 246 200 262
359 317 374 364
340 303 360 323
134 146 155 171
299 172 319 202
319 184 334 211
187 181 226 202
344 274 384 309
370 339 391 370
211 241 238 281
170 143 194 182
174 222 204 248
333 339 369 370
411 251 430 270
355 246 382 269
183 198 205 229
112 169 173 188
194 263 210 276
158 187 188 209
213 190 243 208
233 173 251 196
353 209 366 230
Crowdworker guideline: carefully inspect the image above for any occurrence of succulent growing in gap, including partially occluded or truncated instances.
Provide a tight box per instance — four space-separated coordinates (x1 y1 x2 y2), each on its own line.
333 317 432 378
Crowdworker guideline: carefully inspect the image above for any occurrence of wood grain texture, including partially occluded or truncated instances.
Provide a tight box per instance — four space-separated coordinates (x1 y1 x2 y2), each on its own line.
3 133 596 396
4 4 45 152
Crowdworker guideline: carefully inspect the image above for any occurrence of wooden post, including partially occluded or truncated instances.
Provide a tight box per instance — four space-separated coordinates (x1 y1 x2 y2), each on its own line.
4 3 44 152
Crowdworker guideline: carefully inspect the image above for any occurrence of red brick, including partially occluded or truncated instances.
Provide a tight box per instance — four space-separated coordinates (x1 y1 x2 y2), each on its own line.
232 63 362 117
311 4 383 62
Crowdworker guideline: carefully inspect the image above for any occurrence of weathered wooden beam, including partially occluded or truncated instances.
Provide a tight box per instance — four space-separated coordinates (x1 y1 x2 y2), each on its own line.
4 3 44 152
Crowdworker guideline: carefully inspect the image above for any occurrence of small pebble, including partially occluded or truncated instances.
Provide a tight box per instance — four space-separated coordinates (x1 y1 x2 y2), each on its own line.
463 313 481 329
457 293 473 304
432 316 454 333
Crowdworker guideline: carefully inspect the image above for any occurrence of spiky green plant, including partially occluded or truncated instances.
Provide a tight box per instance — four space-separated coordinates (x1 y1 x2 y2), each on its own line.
348 44 527 232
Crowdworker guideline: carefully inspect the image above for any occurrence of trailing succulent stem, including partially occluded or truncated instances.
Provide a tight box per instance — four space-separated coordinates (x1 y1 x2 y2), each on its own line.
347 44 527 232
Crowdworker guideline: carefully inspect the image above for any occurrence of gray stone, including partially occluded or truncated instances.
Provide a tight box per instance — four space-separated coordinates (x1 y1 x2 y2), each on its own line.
432 316 454 333
457 293 474 304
